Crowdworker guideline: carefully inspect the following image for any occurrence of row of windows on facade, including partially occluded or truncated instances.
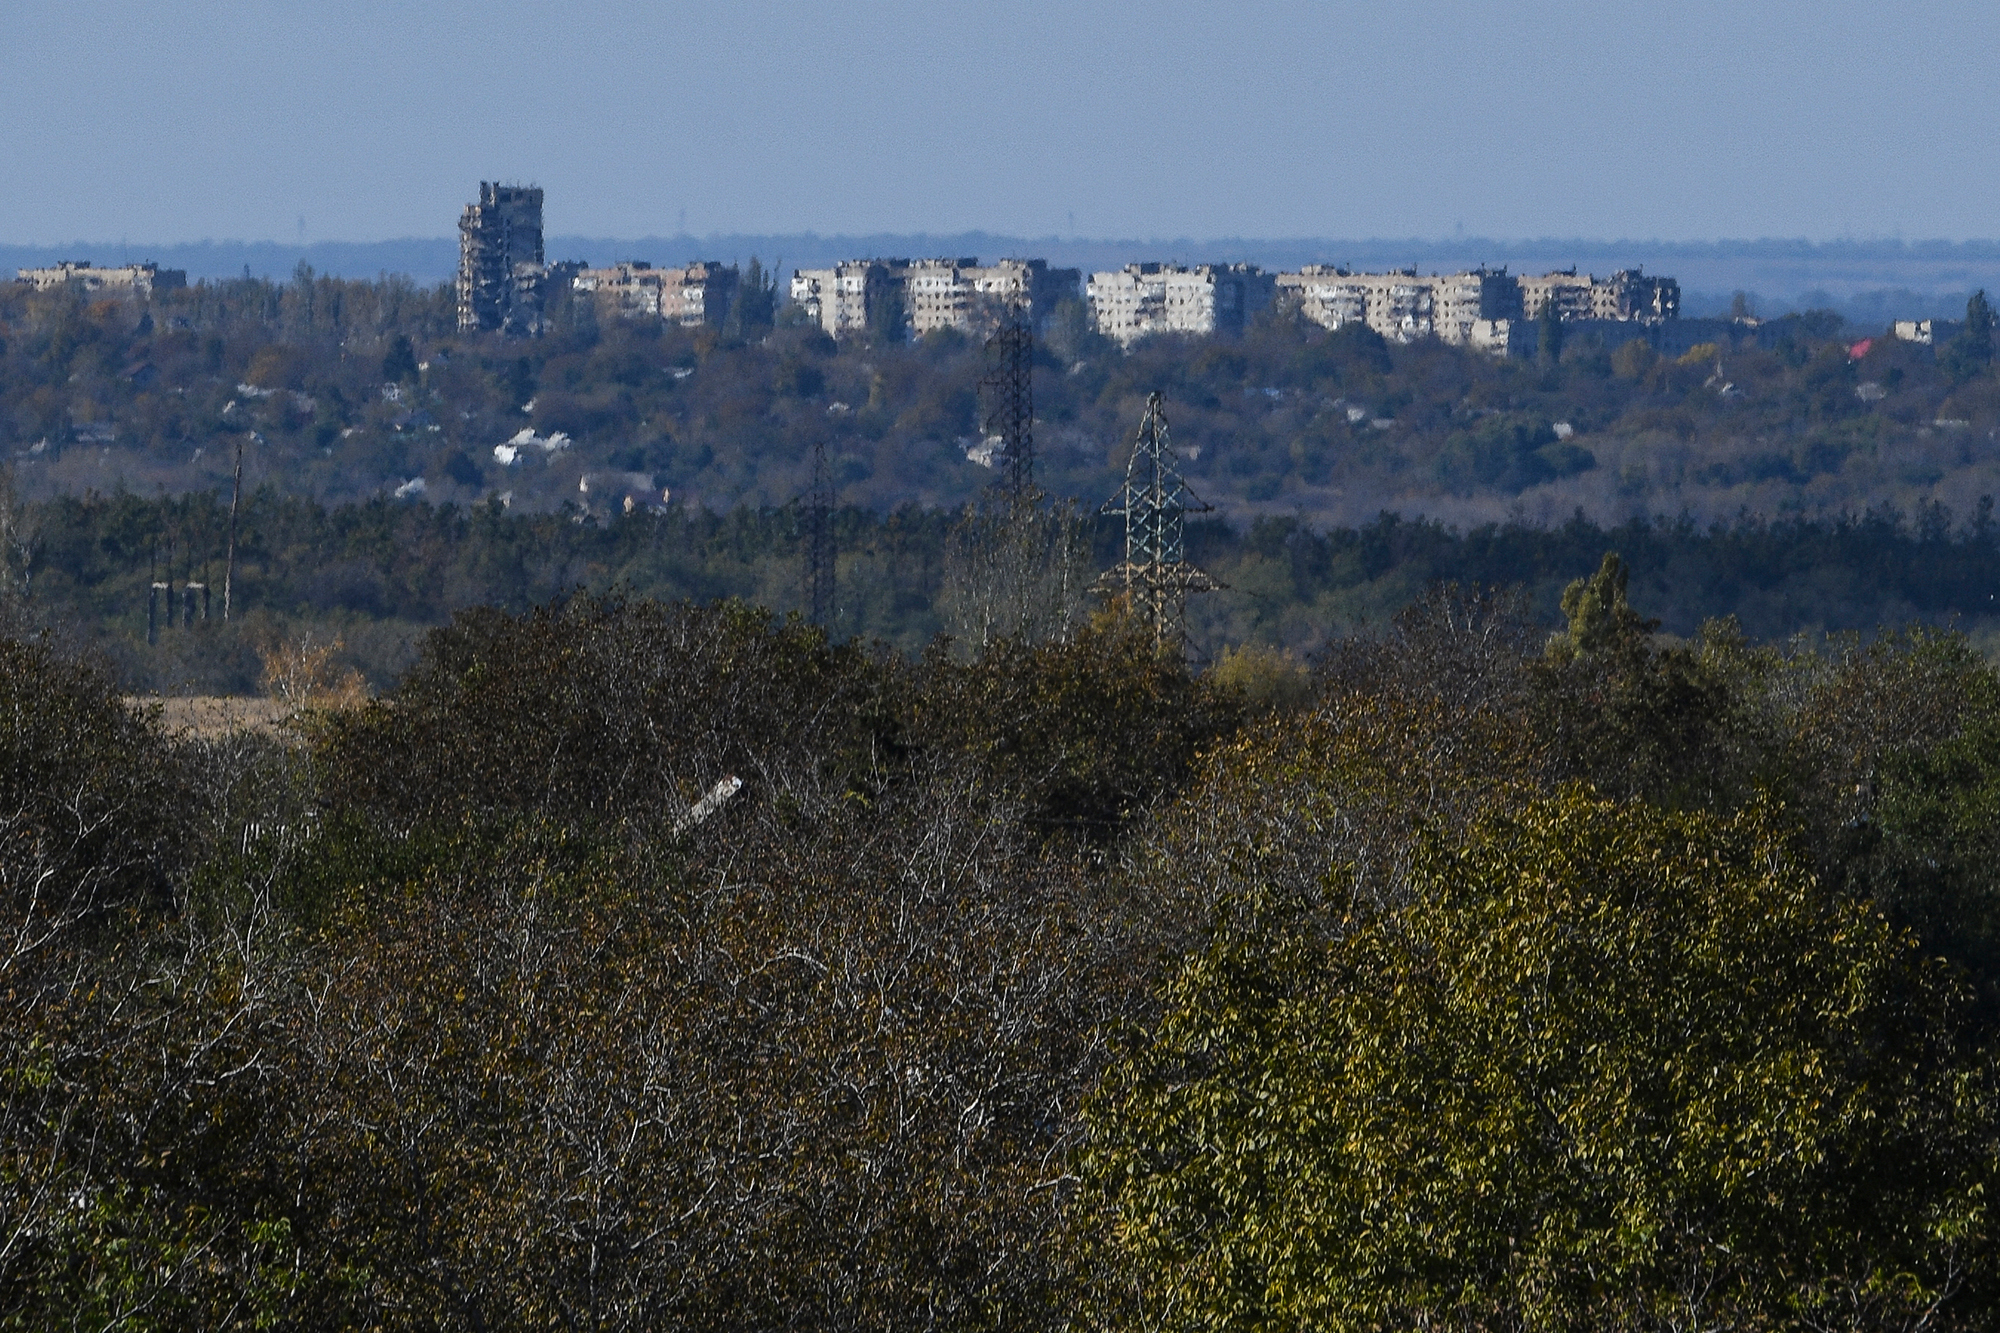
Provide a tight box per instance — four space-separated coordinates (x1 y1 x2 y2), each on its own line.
1227 265 1678 352
788 259 1680 353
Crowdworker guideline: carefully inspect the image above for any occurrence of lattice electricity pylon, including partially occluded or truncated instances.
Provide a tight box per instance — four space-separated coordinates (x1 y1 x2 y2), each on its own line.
980 318 1035 498
802 440 836 629
1094 392 1219 652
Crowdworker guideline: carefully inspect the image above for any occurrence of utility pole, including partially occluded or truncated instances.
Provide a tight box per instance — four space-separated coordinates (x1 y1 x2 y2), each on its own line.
223 436 242 620
1094 392 1218 654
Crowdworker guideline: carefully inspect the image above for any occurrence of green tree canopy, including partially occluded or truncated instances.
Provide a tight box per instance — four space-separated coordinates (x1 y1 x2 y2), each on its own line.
726 255 777 339
1967 289 1994 355
1943 289 1994 380
379 332 419 384
1084 791 1997 1333
1549 550 1656 662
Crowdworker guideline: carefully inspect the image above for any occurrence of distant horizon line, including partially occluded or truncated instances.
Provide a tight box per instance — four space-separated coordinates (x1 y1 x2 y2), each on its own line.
10 232 2000 252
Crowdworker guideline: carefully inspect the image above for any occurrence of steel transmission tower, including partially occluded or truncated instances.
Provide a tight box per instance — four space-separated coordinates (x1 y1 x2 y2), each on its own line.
803 440 836 628
980 318 1035 497
1095 392 1218 651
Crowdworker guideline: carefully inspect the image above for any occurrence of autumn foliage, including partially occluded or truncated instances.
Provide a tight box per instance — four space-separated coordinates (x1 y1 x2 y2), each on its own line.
6 579 2000 1330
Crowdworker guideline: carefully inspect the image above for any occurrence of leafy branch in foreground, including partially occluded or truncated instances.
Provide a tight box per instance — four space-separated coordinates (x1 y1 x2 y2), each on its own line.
1085 790 1996 1333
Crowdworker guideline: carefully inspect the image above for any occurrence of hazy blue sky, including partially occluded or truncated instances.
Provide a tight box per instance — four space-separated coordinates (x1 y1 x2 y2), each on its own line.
5 0 1996 244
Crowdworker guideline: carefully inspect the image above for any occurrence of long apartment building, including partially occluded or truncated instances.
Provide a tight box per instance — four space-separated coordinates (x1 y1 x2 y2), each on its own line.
1517 268 1679 322
16 261 187 297
1086 263 1277 345
789 261 894 336
458 182 545 334
1274 266 1521 349
572 261 737 326
1270 265 1678 351
789 257 1080 339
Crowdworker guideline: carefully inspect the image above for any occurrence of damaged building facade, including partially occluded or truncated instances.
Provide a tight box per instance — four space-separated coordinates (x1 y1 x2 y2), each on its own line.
1517 269 1679 323
1085 263 1277 345
571 261 738 327
902 257 1079 335
1273 266 1522 351
16 261 187 297
789 257 1080 339
457 183 546 334
789 261 897 336
1266 264 1679 354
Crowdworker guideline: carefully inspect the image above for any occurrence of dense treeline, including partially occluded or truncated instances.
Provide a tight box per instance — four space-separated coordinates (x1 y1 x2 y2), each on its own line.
7 555 2000 1329
8 482 2000 691
6 271 2000 527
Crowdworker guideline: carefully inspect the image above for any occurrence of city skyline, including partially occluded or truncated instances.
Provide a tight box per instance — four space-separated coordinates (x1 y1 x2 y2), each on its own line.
7 229 1993 326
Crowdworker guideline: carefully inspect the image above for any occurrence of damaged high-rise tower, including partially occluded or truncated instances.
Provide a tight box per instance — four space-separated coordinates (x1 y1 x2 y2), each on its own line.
457 183 545 334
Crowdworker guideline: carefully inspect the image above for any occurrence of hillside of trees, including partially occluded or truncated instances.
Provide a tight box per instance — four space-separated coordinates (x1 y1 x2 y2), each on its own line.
5 270 1999 530
7 559 2000 1329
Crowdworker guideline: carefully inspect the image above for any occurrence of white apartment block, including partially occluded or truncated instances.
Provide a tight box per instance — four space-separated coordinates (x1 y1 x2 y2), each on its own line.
1275 265 1677 352
1279 267 1367 331
790 261 898 336
904 257 1079 335
573 261 737 326
790 257 1080 339
965 257 1067 313
1086 263 1276 345
17 261 187 298
1518 269 1678 322
1275 266 1518 345
904 257 980 333
1435 269 1525 344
